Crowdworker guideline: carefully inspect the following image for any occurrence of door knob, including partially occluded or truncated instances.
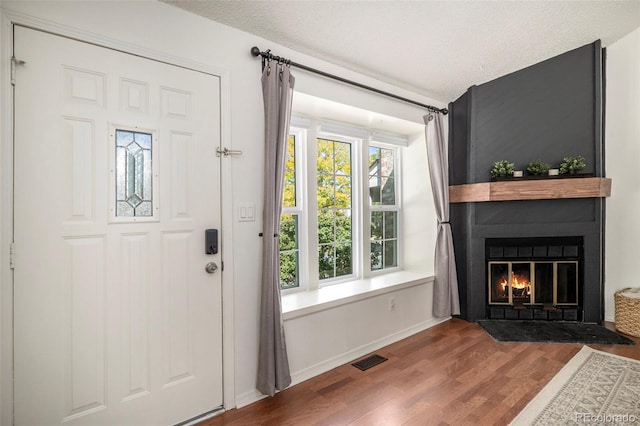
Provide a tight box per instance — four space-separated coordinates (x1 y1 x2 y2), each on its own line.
205 262 218 274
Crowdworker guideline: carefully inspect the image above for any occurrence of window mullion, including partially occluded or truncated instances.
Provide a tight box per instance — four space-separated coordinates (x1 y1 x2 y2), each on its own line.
395 148 403 270
362 136 372 278
292 127 309 291
306 121 320 290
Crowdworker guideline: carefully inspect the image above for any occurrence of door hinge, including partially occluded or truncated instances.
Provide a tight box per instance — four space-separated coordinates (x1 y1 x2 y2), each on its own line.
216 147 243 157
9 243 15 269
221 261 224 272
11 56 26 86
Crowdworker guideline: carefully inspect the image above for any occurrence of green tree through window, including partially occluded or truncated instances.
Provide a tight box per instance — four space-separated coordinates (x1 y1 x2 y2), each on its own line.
317 139 353 279
279 135 299 289
278 123 403 290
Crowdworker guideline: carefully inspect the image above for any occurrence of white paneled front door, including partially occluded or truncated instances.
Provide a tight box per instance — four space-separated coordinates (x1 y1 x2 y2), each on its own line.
13 26 223 425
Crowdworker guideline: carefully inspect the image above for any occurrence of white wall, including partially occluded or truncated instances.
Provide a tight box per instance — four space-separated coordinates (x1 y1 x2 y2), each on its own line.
283 281 441 385
604 27 640 322
0 0 443 417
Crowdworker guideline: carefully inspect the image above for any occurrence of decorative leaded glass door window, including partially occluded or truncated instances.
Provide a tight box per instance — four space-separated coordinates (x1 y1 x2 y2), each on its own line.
110 126 158 222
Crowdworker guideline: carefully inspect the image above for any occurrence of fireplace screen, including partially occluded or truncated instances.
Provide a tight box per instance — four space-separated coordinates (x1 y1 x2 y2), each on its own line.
488 261 578 306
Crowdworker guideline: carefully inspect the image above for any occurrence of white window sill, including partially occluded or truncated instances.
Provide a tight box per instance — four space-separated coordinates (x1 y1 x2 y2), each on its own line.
281 271 435 320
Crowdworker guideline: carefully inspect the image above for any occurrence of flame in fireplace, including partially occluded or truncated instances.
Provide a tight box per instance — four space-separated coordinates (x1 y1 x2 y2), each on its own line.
498 274 531 296
512 275 530 292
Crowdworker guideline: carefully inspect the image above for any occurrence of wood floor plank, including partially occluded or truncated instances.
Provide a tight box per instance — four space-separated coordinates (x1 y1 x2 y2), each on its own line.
200 319 640 426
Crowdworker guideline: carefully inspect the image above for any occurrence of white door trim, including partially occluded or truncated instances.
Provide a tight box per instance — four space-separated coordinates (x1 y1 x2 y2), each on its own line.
0 10 236 425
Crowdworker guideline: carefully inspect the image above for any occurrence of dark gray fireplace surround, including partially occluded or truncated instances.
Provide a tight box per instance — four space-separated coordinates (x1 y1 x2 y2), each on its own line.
448 41 605 323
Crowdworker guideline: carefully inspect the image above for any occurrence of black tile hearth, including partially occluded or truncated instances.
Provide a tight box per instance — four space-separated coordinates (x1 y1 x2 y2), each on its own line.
478 320 634 345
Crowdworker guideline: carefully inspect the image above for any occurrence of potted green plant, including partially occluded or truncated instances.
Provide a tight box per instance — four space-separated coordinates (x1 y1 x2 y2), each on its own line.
490 160 515 179
559 156 586 175
526 159 550 176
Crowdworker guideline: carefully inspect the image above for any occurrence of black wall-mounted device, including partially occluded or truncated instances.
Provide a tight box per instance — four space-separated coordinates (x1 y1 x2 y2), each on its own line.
205 229 218 254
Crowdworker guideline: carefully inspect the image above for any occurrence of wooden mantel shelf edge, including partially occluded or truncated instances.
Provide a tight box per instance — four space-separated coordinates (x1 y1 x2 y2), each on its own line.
449 177 612 203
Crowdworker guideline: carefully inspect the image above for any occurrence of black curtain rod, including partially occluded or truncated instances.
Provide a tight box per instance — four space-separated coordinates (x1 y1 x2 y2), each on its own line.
250 46 448 115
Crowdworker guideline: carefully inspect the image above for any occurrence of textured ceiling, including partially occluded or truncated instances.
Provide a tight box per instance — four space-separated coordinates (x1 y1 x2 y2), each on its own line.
162 1 640 102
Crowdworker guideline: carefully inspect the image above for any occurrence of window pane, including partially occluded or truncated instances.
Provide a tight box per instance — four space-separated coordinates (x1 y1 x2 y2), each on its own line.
380 148 394 177
370 146 396 206
334 176 351 208
371 211 383 240
116 130 134 147
381 177 395 205
384 212 397 239
318 245 335 279
384 240 398 268
117 201 133 217
136 201 152 216
369 146 380 169
371 210 398 271
317 176 335 208
369 147 382 206
279 251 299 289
335 210 352 243
115 129 153 217
334 142 351 176
283 135 296 208
279 213 299 290
335 243 352 277
369 186 381 206
371 242 383 271
370 147 395 206
279 214 298 251
317 139 334 174
142 150 152 200
284 169 296 208
318 210 334 244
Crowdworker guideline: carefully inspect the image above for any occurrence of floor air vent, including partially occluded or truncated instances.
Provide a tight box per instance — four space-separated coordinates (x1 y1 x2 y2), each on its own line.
351 354 388 371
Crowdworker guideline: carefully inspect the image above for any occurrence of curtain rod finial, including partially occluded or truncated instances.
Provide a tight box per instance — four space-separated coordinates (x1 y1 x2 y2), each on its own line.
251 46 261 57
441 108 449 115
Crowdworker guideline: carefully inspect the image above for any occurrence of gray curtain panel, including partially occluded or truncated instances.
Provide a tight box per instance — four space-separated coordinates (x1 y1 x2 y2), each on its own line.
256 62 295 396
424 112 461 317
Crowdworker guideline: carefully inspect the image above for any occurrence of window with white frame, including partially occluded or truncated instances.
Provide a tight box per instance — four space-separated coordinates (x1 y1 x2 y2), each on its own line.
280 133 303 290
317 137 353 280
279 118 403 290
369 145 399 271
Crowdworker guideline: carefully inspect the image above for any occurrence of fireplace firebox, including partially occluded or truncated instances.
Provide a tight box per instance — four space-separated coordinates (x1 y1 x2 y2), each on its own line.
486 237 583 321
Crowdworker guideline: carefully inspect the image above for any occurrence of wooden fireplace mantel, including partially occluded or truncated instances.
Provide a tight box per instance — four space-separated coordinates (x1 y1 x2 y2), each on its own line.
449 177 612 203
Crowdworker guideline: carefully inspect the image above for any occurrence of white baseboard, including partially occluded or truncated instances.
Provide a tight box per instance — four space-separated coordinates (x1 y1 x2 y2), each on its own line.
234 316 449 409
289 316 449 387
235 389 268 409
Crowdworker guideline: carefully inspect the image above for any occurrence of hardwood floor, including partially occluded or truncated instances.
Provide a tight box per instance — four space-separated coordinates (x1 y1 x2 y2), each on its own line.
202 319 640 426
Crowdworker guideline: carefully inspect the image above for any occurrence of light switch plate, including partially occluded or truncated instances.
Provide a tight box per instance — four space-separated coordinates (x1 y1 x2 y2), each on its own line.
238 203 255 222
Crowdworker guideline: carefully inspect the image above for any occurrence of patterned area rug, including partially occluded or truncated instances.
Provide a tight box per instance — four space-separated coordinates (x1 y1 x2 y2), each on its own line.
510 346 640 425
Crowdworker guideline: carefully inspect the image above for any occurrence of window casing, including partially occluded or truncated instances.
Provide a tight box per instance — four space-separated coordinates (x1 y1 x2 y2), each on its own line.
279 119 403 291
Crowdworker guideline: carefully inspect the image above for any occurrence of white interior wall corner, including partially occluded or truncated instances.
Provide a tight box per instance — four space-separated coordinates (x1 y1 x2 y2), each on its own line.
604 27 640 322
